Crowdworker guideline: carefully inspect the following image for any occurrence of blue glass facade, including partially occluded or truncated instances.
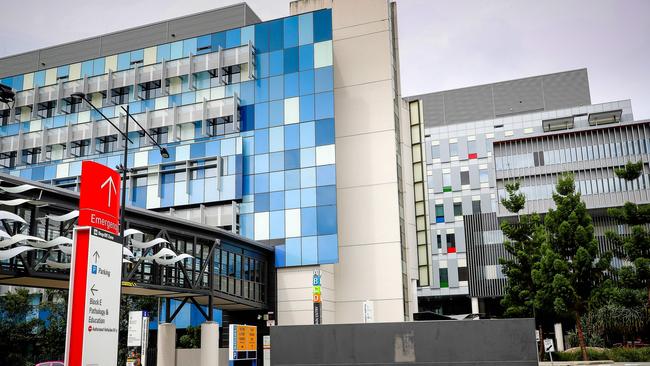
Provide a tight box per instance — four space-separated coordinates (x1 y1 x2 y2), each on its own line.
0 9 337 267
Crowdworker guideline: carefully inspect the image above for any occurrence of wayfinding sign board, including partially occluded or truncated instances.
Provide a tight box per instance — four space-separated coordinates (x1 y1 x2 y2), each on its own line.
229 324 258 361
65 161 123 366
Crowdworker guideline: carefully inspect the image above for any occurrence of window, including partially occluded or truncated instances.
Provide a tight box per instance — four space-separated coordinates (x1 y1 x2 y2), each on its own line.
37 101 56 118
0 109 9 126
439 268 449 288
151 127 169 145
449 142 458 157
443 173 451 192
45 144 66 161
431 144 440 159
63 97 82 114
111 87 130 105
458 267 469 282
97 135 118 153
207 116 236 136
0 151 17 168
446 233 456 253
140 80 162 100
435 204 444 223
453 202 463 217
472 199 481 214
70 139 90 158
467 139 477 159
22 148 41 165
436 233 442 249
533 151 545 167
479 169 489 184
460 171 470 186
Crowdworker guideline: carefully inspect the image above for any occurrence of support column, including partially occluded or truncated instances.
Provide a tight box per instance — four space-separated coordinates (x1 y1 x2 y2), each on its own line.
200 321 219 366
554 323 565 351
471 297 479 315
157 323 176 366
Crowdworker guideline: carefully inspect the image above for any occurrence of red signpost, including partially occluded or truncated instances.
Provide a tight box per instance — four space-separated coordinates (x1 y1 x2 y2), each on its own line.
65 161 123 366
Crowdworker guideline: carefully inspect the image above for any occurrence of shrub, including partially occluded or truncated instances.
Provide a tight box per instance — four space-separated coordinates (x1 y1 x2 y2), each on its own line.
553 348 609 361
608 347 650 362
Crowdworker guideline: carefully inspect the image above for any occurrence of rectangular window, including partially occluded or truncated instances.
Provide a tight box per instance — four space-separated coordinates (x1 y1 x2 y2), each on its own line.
22 147 41 165
460 171 470 185
443 173 451 192
431 144 440 159
439 268 449 288
472 199 481 214
458 267 469 282
151 127 169 145
97 135 118 154
111 86 130 105
0 151 17 168
449 142 458 157
453 202 463 217
435 204 444 223
140 80 162 100
446 233 456 253
70 139 90 158
436 233 442 249
479 169 489 184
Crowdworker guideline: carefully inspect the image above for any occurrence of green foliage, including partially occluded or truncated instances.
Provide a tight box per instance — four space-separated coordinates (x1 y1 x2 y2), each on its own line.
615 160 644 181
118 295 158 366
38 290 68 362
566 315 605 348
553 348 609 361
532 173 612 360
0 288 42 366
556 347 650 362
591 303 648 338
179 325 201 348
499 181 544 318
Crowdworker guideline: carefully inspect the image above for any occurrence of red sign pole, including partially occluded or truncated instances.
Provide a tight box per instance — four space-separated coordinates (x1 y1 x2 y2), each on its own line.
65 161 122 366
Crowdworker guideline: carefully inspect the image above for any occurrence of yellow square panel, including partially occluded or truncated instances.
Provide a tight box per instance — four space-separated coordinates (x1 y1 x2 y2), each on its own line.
45 68 57 85
69 63 81 80
105 55 117 73
143 47 157 66
22 73 34 90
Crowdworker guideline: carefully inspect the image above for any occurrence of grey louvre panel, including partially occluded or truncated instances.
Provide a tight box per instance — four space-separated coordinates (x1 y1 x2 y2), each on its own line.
464 212 509 298
542 69 591 109
419 92 445 127
39 38 102 68
0 3 258 78
444 85 494 125
0 52 39 78
493 76 544 117
100 24 168 56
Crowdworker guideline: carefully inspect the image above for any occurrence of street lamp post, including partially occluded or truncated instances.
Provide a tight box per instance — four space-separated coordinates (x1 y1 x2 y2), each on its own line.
70 92 169 241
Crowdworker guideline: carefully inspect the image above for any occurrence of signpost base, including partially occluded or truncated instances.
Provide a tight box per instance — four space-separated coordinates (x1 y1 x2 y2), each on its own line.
157 323 176 366
201 321 220 366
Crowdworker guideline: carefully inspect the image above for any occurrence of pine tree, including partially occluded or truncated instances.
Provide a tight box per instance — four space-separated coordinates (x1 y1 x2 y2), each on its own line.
532 173 612 361
499 181 544 318
607 160 650 307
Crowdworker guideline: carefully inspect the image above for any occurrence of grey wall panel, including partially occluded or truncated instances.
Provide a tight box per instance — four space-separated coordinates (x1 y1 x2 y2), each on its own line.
0 3 258 78
462 195 473 214
444 197 454 223
543 69 591 110
450 166 461 191
458 136 468 158
432 258 440 288
439 139 450 162
432 169 442 192
456 228 466 253
100 24 168 56
469 165 480 190
444 85 494 124
418 92 445 127
448 258 459 287
270 319 537 366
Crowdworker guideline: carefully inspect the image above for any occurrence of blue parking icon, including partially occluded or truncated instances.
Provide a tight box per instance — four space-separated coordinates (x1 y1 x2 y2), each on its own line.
91 265 97 274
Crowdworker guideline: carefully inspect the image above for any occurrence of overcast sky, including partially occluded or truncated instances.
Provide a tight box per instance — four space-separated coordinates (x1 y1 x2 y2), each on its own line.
1 0 648 118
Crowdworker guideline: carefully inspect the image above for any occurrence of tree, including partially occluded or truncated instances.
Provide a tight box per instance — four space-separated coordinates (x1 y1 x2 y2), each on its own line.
0 288 42 365
499 181 544 318
532 173 612 361
118 295 158 366
607 160 650 307
179 325 201 348
38 289 68 361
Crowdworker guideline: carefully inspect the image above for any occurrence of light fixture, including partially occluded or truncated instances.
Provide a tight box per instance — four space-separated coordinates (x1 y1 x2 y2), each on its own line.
160 147 170 159
0 84 15 104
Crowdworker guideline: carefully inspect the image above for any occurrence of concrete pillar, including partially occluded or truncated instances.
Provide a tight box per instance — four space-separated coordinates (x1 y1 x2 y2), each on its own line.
471 297 479 315
201 321 220 366
554 323 565 351
157 323 176 366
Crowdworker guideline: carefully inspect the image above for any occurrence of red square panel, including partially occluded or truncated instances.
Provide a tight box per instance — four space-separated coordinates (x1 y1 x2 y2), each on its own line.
468 153 478 159
447 247 457 253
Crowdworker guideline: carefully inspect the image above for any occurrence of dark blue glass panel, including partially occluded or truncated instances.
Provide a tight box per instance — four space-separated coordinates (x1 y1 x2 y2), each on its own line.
270 151 284 171
197 35 212 54
268 19 284 52
269 100 284 126
240 105 255 131
284 72 299 98
269 50 284 77
254 173 269 193
315 118 335 146
157 44 171 62
255 128 269 154
283 16 299 49
301 207 317 236
313 10 333 43
240 81 255 105
161 146 176 162
44 165 56 180
254 22 270 53
299 95 314 122
117 52 130 71
243 175 254 195
31 166 44 180
298 44 314 71
190 142 206 158
243 156 254 175
285 149 300 170
211 32 226 51
149 150 163 165
256 53 269 78
314 91 334 120
275 244 286 267
270 191 284 211
270 76 283 101
317 205 337 235
283 47 299 74
254 102 269 129
226 28 241 48
299 69 314 95
131 49 144 63
316 185 336 206
254 193 270 212
284 124 300 150
314 66 333 93
255 77 269 103
93 58 105 76
133 187 147 208
318 234 337 263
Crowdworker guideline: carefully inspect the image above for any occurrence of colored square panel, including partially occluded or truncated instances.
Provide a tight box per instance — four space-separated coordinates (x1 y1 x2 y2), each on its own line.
268 19 283 52
270 76 284 101
313 9 333 43
275 244 286 267
254 154 269 174
284 73 299 98
240 25 255 46
316 185 336 206
302 236 318 265
285 209 301 238
298 12 313 45
117 52 130 71
284 149 300 170
318 234 338 264
255 129 269 154
317 205 337 235
270 151 284 172
284 124 300 150
316 165 335 186
197 35 212 53
270 211 285 239
254 212 269 241
256 53 270 79
269 171 285 192
299 69 314 95
314 66 333 93
298 44 314 71
299 95 314 122
182 38 197 57
241 104 255 131
254 173 269 193
269 50 284 77
255 21 270 53
284 98 300 124
301 207 317 236
468 153 478 159
314 91 334 120
269 100 284 126
315 119 334 146
300 121 315 148
285 189 300 209
300 167 316 188
254 193 270 212
254 102 269 129
283 47 299 74
174 181 189 206
269 126 284 152
226 28 241 48
283 15 299 49
189 180 205 204
314 41 333 68
270 191 285 211
170 41 183 60
285 170 301 190
285 237 301 266
255 78 269 103
316 144 335 166
157 44 171 62
301 187 316 207
300 147 315 168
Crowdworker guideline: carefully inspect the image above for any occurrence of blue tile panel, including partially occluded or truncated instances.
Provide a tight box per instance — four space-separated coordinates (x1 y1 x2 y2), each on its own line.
1 10 337 268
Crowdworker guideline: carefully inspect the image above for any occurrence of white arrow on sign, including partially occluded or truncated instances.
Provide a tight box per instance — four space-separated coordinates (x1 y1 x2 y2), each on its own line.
100 176 117 207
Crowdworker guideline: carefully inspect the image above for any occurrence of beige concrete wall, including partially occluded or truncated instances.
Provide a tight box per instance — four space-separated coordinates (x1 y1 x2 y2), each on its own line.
277 264 335 325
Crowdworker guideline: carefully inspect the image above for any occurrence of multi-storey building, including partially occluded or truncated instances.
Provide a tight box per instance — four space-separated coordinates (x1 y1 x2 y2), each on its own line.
0 0 418 326
406 69 641 316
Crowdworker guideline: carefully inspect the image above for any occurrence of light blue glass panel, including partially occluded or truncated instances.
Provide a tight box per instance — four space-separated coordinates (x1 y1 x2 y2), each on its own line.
221 138 236 155
284 72 299 98
254 102 269 129
299 94 314 122
270 191 284 211
81 61 93 77
300 147 315 168
225 83 240 97
206 140 221 156
254 173 269 193
314 66 333 93
69 161 82 176
131 49 144 63
269 126 284 153
284 124 300 150
301 167 316 188
157 44 171 62
301 188 316 207
285 238 301 266
302 236 318 265
270 211 285 239
241 213 254 239
226 28 241 48
255 129 269 154
170 41 183 60
240 26 255 46
300 121 315 148
318 234 337 263
269 171 284 192
240 81 255 105
256 53 270 79
255 78 269 103
317 205 337 235
299 69 314 95
270 151 284 172
301 207 317 236
284 16 299 48
285 189 300 209
270 76 283 101
298 13 313 46
269 100 284 127
183 38 197 57
316 165 335 186
254 154 269 174
285 169 301 190
174 181 188 205
315 91 334 120
189 180 205 204
117 52 130 71
57 65 70 78
33 71 45 88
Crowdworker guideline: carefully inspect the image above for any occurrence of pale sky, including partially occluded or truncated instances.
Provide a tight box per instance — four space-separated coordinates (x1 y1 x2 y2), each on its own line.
1 0 648 118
